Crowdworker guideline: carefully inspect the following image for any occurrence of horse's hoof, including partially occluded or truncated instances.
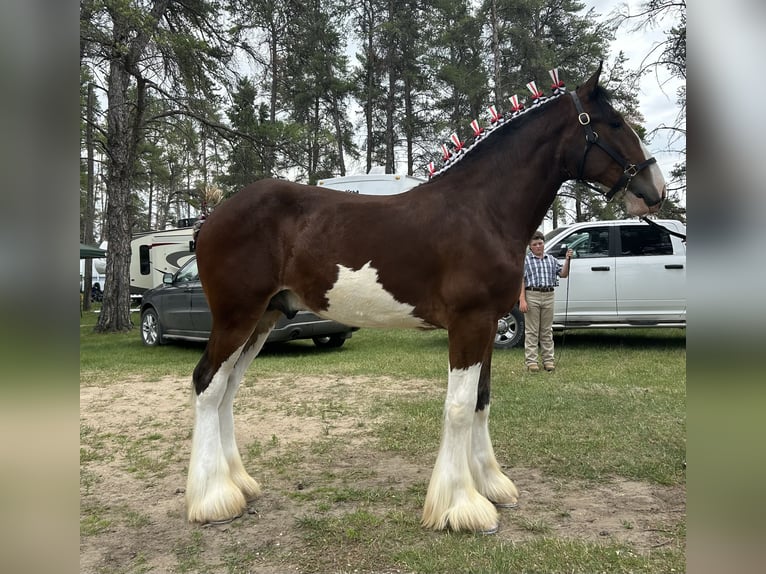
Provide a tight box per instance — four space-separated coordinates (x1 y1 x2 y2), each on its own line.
479 524 499 535
493 501 519 509
202 511 244 526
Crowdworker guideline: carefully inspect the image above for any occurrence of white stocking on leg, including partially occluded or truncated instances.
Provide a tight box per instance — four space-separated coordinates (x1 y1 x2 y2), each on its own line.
422 364 498 532
186 346 247 524
218 333 271 500
469 406 518 507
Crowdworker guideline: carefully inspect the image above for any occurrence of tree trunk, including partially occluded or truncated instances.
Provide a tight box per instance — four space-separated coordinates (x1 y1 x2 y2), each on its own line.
267 17 279 177
95 0 171 332
385 70 395 173
147 170 154 230
95 59 135 332
364 11 375 174
489 0 502 105
83 82 96 312
331 96 346 176
404 71 413 175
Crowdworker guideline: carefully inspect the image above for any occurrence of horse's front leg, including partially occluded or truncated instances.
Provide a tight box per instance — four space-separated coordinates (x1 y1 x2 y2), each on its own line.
422 317 499 533
470 359 519 508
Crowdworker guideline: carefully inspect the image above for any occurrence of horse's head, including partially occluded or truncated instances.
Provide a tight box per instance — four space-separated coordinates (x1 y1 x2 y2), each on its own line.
567 62 666 215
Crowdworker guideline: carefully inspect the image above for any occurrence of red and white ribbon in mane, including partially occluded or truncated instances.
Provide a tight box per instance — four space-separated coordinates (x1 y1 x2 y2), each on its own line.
426 67 568 178
470 119 484 138
450 132 465 153
526 80 545 103
509 94 523 114
549 68 565 94
488 105 502 124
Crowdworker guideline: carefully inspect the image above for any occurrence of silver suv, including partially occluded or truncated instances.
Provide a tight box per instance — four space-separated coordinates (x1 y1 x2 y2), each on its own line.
494 219 686 349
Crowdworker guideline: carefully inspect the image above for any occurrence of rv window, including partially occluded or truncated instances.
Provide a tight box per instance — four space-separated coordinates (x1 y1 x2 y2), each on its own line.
139 245 151 275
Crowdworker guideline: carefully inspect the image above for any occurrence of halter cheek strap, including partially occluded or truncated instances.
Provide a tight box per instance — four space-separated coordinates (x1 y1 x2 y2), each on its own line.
569 91 658 203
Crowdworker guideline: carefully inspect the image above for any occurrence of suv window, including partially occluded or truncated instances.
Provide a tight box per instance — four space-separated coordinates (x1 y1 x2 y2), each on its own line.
548 227 610 258
175 259 199 283
618 225 673 256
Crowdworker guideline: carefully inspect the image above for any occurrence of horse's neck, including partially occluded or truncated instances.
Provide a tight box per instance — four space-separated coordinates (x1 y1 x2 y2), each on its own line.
432 100 570 239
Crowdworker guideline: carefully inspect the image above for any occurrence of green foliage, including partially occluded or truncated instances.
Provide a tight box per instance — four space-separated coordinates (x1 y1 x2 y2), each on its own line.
426 0 490 133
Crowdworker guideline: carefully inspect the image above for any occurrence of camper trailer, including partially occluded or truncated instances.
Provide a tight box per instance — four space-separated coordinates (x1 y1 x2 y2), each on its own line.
317 173 425 196
130 227 196 298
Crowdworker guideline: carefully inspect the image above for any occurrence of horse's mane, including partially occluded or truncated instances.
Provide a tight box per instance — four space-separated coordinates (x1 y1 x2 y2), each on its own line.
423 79 568 182
422 69 614 183
593 84 611 101
590 85 618 118
423 95 565 185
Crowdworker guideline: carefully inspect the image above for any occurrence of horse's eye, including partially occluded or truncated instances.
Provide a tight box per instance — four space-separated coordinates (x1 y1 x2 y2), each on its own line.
609 121 622 129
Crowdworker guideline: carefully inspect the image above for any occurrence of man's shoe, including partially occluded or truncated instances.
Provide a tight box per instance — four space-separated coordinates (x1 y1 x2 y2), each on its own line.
543 363 555 372
527 364 540 373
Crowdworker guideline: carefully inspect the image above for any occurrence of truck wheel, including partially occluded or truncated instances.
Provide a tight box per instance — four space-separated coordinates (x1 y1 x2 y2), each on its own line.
141 308 164 346
494 307 524 349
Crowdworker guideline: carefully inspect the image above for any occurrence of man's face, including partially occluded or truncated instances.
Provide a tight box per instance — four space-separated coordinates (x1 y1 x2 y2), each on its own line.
530 239 545 257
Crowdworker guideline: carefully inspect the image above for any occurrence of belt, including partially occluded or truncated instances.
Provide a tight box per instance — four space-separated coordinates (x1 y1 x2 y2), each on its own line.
526 286 554 292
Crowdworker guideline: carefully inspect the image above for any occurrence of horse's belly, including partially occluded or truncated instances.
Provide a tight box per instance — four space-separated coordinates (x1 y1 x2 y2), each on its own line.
318 262 429 329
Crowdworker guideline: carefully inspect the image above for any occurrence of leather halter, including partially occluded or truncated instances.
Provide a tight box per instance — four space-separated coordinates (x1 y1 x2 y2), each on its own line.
569 91 660 205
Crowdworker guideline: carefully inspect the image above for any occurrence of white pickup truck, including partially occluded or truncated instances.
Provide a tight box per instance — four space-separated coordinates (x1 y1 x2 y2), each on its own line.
495 218 687 349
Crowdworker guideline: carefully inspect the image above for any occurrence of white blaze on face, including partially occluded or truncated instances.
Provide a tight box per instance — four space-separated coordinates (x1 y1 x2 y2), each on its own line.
632 127 667 193
322 261 428 328
622 127 667 215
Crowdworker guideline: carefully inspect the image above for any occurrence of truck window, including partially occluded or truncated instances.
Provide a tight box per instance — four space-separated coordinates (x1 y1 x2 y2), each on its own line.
548 227 610 258
139 245 151 275
618 225 673 256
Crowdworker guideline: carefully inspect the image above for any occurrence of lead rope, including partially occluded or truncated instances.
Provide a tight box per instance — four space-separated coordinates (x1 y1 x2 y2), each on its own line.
639 216 687 241
556 252 572 367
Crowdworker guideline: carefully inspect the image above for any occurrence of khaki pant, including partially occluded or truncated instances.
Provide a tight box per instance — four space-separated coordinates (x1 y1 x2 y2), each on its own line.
524 290 556 366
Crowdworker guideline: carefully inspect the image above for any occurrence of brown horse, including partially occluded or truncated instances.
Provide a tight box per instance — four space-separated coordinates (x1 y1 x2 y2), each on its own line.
185 63 665 533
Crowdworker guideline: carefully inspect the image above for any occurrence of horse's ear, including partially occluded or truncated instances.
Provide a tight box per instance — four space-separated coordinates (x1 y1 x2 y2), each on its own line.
582 60 604 93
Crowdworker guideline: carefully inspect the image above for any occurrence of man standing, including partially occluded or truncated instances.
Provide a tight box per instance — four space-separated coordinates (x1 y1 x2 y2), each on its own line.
519 230 573 372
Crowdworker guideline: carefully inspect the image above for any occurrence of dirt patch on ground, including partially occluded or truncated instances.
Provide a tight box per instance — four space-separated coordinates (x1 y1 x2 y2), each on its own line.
80 374 685 573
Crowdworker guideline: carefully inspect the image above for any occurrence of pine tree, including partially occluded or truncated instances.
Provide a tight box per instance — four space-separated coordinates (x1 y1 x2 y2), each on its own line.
81 0 244 333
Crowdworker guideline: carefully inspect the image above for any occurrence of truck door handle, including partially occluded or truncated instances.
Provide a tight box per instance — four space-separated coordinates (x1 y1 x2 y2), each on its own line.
591 266 610 271
665 264 684 269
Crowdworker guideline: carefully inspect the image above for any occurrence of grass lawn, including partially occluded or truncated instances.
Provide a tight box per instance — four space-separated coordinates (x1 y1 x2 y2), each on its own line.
80 310 686 573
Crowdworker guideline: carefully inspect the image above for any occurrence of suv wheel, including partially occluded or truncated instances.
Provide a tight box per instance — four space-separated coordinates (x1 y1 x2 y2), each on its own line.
494 307 524 349
312 334 346 348
141 308 164 346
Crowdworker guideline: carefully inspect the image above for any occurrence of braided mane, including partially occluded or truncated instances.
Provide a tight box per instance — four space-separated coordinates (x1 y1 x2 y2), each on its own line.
426 69 569 180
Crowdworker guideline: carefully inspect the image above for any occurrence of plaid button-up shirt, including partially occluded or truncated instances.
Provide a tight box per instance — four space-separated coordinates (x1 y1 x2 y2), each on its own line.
523 252 563 288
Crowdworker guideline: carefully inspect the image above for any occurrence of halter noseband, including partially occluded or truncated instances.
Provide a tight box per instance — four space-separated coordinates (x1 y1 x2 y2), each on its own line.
569 91 659 204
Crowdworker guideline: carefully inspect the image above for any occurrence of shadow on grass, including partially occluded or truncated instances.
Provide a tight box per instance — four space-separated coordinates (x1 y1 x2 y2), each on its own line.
149 327 682 356
552 328 686 350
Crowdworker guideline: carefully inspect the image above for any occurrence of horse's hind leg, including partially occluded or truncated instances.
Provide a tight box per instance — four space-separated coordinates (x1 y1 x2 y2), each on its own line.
186 331 249 524
469 358 519 508
218 310 282 502
185 310 278 524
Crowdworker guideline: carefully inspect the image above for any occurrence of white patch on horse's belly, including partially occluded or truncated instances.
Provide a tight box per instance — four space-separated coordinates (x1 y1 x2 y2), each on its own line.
321 262 428 328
